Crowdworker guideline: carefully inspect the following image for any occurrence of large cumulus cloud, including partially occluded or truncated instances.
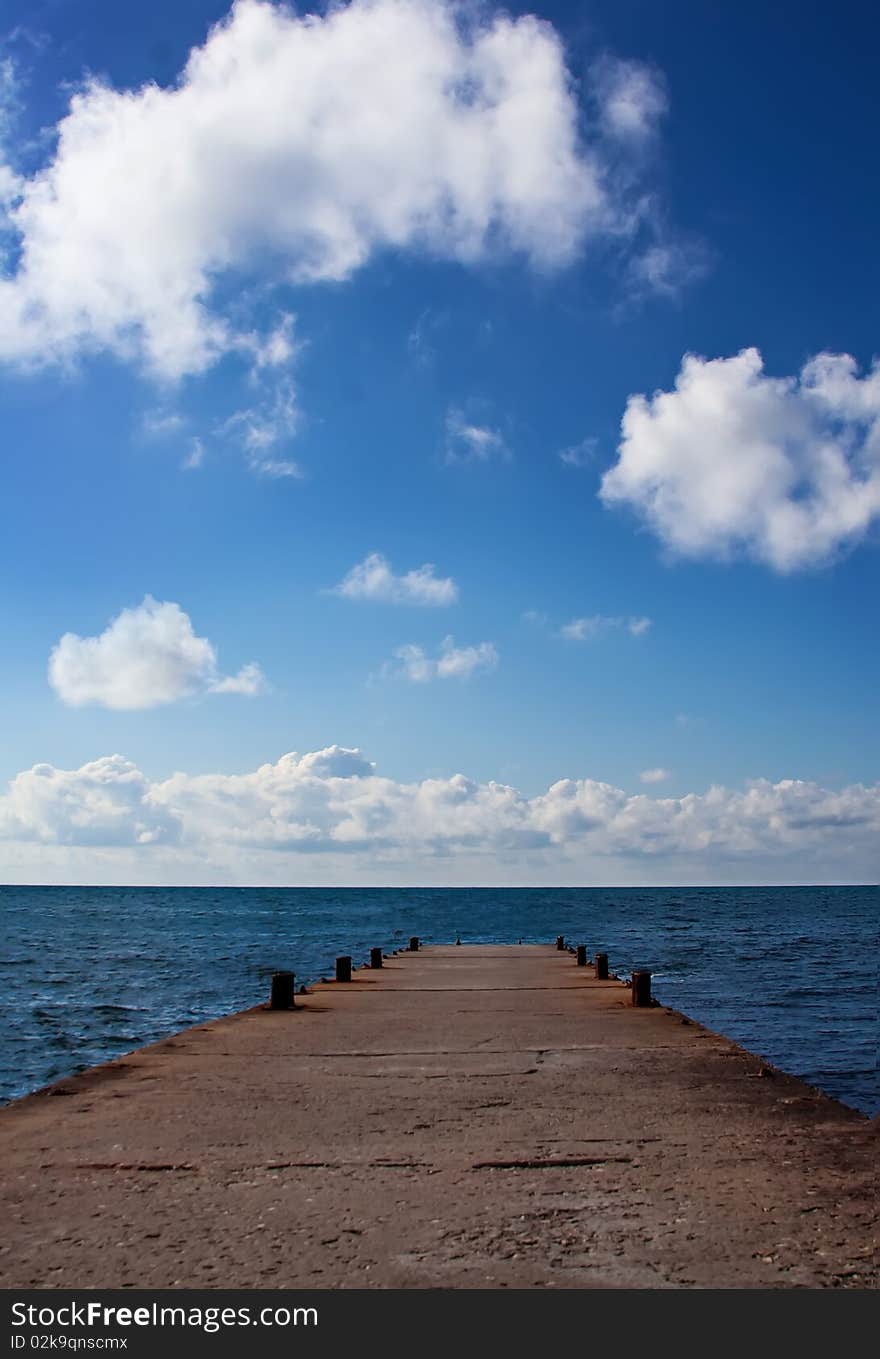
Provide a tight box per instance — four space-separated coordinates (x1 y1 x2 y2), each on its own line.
601 348 880 571
0 0 666 380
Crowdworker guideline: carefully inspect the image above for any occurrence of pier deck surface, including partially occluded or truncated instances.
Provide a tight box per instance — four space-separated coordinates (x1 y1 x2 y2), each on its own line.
1 945 876 1289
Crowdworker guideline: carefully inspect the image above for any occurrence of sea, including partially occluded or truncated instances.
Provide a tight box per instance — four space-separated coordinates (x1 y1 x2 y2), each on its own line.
0 885 876 1115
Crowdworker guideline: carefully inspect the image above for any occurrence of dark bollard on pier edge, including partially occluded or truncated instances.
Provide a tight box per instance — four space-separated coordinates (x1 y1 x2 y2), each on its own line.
632 969 652 1007
270 970 296 1010
409 936 420 952
336 955 352 983
595 951 609 980
370 947 383 969
555 935 565 950
576 944 587 967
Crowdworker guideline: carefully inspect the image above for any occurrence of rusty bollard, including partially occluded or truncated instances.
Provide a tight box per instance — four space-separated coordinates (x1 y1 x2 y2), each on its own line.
270 970 296 1009
556 935 565 950
370 947 383 969
595 952 609 980
409 936 420 952
632 970 652 1007
576 944 587 967
336 955 352 983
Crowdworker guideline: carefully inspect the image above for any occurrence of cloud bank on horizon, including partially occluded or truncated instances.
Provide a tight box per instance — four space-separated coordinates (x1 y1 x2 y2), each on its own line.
0 746 876 885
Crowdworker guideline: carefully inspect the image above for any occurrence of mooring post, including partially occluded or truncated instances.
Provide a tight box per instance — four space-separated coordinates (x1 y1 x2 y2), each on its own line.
556 935 565 950
270 970 296 1009
576 944 587 967
336 955 352 983
595 951 609 980
409 936 420 951
370 947 383 969
632 969 652 1006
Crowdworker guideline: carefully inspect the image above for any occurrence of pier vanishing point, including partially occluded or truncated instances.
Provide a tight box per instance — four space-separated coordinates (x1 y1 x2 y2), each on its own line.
1 943 876 1289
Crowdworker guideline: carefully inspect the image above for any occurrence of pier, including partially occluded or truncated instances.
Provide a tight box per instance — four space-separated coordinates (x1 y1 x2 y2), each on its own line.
0 944 875 1288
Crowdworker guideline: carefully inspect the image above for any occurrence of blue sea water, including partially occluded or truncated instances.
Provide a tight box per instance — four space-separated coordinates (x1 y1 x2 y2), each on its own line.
0 885 876 1115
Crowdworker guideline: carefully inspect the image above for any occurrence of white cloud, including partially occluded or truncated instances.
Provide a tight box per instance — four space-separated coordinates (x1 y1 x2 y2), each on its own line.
245 313 297 371
640 767 670 784
561 614 652 640
558 437 597 468
675 712 704 729
393 636 498 681
48 596 266 710
445 407 507 462
333 552 458 606
221 375 301 477
207 661 266 696
593 58 667 143
407 308 445 369
142 409 186 439
560 616 605 641
181 436 205 470
601 347 880 571
0 755 177 847
626 236 709 301
0 56 23 231
0 748 877 885
0 0 667 381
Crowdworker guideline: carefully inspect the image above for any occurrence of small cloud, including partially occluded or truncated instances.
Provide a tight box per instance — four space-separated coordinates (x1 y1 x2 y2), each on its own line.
141 409 186 439
393 636 498 683
244 313 297 371
560 614 652 641
522 609 548 626
674 712 705 729
560 615 608 642
208 662 267 696
594 57 668 143
221 376 302 477
181 437 205 471
407 308 446 369
445 407 507 463
601 346 880 570
640 767 670 784
333 553 458 606
4 26 50 54
48 596 266 710
558 438 597 468
252 456 302 479
626 236 710 302
0 57 25 219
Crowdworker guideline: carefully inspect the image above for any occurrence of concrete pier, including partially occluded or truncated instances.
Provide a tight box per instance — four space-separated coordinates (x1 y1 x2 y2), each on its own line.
0 945 875 1289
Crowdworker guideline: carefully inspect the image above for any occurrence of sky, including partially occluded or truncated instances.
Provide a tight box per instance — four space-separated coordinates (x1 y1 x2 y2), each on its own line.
0 0 877 886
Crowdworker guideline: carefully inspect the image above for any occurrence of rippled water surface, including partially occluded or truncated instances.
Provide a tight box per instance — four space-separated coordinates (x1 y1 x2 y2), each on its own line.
1 886 876 1114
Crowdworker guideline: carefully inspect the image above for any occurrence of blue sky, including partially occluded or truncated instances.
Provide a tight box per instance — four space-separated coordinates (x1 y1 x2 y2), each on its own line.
0 0 877 884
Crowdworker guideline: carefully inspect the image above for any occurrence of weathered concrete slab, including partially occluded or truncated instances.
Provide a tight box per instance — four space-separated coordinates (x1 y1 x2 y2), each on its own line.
0 945 875 1288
